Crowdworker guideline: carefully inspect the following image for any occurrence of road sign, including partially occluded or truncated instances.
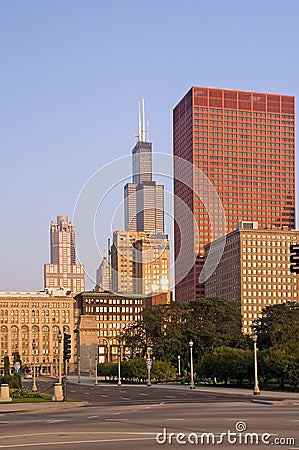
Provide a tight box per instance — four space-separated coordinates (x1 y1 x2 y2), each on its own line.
146 359 152 369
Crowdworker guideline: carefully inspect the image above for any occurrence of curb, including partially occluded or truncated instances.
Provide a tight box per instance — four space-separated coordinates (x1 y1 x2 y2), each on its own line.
0 401 89 414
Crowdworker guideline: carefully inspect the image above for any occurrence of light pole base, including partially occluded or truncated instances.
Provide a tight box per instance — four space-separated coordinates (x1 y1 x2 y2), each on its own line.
253 388 261 395
32 386 38 393
147 381 151 387
190 384 195 390
52 383 64 402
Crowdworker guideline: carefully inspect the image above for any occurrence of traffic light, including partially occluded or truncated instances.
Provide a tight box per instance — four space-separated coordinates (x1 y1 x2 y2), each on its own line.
63 333 71 361
290 244 299 274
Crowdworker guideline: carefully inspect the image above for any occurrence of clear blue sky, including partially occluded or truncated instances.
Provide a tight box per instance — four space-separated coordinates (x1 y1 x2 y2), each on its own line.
1 0 298 291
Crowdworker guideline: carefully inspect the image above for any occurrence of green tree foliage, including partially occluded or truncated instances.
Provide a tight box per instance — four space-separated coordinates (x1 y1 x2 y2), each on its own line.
121 298 247 370
252 302 299 350
4 355 10 376
198 347 252 385
253 302 299 388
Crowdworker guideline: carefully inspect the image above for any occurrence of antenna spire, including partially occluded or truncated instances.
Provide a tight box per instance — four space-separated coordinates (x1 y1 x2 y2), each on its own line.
142 98 146 142
138 102 142 142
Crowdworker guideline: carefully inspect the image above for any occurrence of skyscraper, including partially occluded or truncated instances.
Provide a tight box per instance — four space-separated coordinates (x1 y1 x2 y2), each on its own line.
108 100 170 301
173 86 295 303
95 250 111 292
44 216 85 295
124 100 164 234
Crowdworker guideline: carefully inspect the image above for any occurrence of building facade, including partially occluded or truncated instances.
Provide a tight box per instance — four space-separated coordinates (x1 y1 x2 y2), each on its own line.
173 86 295 302
204 222 299 333
75 290 168 366
44 216 85 295
110 230 170 301
0 291 78 375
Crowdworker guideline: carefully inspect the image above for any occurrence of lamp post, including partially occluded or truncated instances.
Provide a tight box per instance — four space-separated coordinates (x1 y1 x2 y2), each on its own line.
77 356 81 383
178 355 181 376
189 340 195 389
32 340 37 392
89 354 92 377
117 344 121 386
57 329 62 385
146 346 152 387
95 354 98 386
252 333 260 396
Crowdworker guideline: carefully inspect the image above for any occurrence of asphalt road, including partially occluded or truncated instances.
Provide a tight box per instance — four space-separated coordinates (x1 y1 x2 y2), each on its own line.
1 378 299 449
22 377 286 406
1 399 298 449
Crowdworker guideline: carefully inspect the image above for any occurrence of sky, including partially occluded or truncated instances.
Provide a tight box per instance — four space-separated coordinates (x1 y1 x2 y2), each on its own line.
0 0 298 291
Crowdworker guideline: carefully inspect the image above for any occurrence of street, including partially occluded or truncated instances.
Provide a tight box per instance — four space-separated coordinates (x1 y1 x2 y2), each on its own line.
0 378 298 449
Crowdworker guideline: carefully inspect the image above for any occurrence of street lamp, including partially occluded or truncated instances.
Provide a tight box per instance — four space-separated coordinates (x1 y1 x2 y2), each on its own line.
146 346 152 387
252 332 260 396
32 340 37 392
189 340 195 389
95 354 98 386
178 355 181 376
57 329 62 385
77 356 81 383
117 344 121 386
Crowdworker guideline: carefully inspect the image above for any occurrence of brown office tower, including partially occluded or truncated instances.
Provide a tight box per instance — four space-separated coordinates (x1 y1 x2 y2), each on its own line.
173 86 295 302
44 216 85 295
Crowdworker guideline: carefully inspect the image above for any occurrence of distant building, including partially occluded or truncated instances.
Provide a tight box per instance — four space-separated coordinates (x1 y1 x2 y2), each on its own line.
124 99 164 234
95 250 111 292
173 86 295 302
0 291 78 374
44 216 85 295
110 230 170 301
104 100 171 299
204 221 299 333
75 290 169 366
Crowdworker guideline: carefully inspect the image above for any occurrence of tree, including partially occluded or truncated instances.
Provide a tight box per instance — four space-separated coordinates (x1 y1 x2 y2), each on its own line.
4 355 10 377
198 347 252 385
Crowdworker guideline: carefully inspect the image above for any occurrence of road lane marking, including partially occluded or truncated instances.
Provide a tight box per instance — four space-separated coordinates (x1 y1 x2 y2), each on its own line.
104 419 129 421
101 394 108 397
139 393 148 396
87 416 99 419
0 437 154 448
166 418 185 421
46 420 68 424
84 392 90 395
165 396 176 398
121 397 131 400
113 412 122 415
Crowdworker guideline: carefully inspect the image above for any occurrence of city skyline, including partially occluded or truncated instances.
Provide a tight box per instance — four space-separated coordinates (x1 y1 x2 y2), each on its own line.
1 1 299 291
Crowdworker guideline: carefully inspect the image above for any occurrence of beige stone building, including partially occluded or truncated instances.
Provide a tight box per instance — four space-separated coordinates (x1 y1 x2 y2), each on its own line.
0 290 78 375
110 230 170 301
75 291 169 368
204 221 299 334
44 216 85 295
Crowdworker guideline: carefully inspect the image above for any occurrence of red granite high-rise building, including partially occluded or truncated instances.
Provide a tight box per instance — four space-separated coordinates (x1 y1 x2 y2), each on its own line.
173 86 295 303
